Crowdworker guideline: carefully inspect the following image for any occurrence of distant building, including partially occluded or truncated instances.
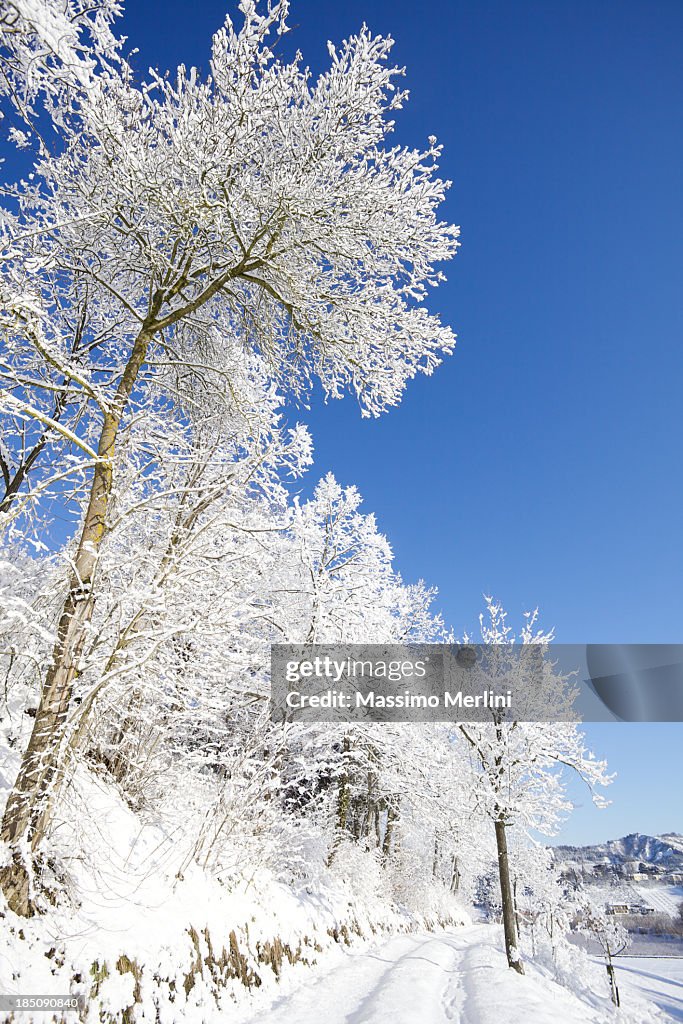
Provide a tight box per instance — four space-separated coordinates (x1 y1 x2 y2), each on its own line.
606 903 655 916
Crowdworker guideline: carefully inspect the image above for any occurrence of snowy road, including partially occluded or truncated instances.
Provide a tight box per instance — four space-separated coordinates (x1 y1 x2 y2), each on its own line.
236 925 634 1024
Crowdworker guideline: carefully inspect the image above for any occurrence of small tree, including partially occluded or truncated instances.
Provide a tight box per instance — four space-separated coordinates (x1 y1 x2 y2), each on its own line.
576 899 630 1007
457 599 611 974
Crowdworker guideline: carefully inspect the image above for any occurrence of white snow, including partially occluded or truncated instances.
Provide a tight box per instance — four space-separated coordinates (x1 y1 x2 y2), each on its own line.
633 886 683 917
608 956 683 1022
233 924 664 1024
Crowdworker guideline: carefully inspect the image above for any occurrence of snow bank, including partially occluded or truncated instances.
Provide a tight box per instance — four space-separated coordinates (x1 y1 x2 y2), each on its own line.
0 766 468 1022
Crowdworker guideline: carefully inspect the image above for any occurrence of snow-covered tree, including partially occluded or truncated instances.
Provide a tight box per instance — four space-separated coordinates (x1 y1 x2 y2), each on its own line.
574 895 630 1007
0 0 459 915
0 0 121 135
0 23 618 1022
456 599 612 974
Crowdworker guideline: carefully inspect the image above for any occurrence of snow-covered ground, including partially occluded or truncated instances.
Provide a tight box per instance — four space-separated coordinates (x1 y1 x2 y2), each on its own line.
633 886 683 916
0 768 671 1022
609 956 683 1022
580 879 683 918
233 925 663 1024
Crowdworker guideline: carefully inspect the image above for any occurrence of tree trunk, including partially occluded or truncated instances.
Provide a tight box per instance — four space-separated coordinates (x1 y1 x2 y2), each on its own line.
361 768 377 847
0 330 151 916
337 735 351 832
450 854 460 892
605 951 620 1007
513 878 521 934
327 735 351 867
494 817 524 974
382 801 398 860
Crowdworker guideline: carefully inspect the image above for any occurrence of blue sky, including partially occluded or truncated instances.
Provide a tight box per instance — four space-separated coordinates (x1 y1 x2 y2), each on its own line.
118 1 682 842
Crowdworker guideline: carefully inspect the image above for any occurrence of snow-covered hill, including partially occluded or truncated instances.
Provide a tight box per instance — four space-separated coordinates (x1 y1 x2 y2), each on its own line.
659 834 683 856
554 833 683 872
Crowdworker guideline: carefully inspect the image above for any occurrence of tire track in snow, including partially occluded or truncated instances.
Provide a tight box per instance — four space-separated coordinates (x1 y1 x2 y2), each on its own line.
344 934 464 1024
235 924 655 1024
236 932 466 1024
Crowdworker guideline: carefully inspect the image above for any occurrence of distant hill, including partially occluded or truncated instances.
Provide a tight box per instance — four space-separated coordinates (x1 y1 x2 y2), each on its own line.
554 832 683 871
